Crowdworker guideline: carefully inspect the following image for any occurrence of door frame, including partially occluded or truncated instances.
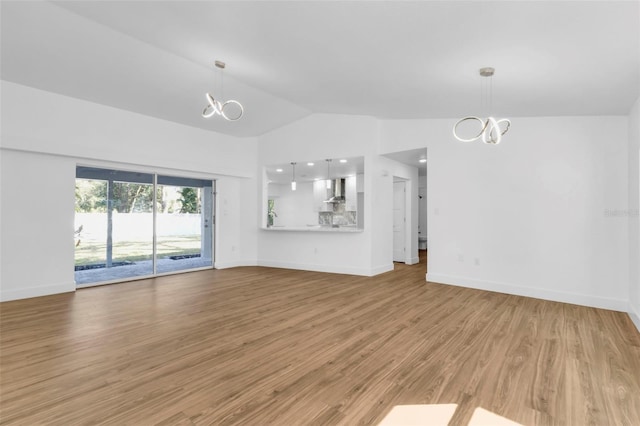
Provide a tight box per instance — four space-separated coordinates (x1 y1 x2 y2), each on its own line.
74 164 216 288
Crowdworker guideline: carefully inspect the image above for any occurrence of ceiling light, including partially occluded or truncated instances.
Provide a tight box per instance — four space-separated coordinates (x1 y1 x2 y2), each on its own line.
307 162 314 166
202 60 244 121
419 158 427 163
453 67 510 145
339 159 347 163
291 162 297 191
276 168 283 173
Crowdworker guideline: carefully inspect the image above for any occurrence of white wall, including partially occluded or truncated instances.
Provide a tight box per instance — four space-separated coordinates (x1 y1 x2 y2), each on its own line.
0 81 258 301
214 176 258 269
1 150 76 300
380 116 630 312
629 97 640 331
257 114 393 275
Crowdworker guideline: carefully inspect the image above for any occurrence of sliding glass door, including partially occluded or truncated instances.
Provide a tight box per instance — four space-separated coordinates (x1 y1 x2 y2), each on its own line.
74 167 214 286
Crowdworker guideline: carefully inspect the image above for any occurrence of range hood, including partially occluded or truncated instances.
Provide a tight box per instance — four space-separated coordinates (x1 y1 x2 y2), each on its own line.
324 178 345 203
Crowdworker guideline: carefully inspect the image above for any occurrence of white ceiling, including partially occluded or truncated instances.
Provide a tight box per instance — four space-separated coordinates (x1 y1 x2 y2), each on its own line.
266 157 365 185
383 149 429 177
2 1 639 138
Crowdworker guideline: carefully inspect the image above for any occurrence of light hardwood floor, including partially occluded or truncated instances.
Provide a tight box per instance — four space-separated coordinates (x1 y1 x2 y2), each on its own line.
1 253 639 425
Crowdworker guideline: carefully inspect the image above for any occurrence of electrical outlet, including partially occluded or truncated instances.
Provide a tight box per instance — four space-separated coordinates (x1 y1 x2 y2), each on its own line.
474 258 480 266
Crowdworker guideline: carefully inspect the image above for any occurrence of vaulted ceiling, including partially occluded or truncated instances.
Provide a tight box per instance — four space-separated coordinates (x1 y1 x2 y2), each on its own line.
2 1 638 137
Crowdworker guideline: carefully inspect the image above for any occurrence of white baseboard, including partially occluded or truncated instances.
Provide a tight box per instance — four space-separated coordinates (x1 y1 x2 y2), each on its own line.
405 256 420 265
214 260 257 269
629 302 640 334
0 282 75 302
258 260 393 277
426 272 628 312
370 263 395 276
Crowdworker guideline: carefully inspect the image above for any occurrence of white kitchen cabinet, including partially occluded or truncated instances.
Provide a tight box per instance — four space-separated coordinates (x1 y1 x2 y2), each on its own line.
313 180 332 212
345 176 357 211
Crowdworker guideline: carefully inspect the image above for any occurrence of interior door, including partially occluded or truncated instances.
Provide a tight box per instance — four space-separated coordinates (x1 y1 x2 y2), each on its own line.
393 180 406 262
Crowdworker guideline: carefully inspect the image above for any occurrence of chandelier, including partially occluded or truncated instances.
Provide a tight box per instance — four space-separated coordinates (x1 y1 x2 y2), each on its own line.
202 60 244 121
291 162 297 191
325 159 332 189
453 67 510 145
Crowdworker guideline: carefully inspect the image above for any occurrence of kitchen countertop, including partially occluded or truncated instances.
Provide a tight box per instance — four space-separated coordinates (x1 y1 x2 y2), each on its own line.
262 226 363 233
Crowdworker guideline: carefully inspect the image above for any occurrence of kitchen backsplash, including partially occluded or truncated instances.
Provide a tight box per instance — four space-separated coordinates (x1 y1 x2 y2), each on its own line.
319 210 356 226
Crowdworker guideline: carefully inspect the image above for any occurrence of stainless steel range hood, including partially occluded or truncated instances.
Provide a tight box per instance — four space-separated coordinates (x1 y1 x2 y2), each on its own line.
324 178 345 203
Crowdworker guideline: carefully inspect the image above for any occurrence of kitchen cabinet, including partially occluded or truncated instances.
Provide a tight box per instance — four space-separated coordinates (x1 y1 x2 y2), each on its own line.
313 180 332 212
345 176 357 211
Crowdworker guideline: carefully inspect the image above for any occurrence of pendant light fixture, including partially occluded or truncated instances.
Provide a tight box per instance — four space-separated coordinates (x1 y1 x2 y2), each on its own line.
291 162 297 191
202 60 244 121
325 159 332 189
453 67 510 145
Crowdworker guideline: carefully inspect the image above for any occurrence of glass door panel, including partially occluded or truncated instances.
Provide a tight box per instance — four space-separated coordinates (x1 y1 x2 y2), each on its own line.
75 178 108 276
75 167 154 285
156 175 213 274
110 179 154 279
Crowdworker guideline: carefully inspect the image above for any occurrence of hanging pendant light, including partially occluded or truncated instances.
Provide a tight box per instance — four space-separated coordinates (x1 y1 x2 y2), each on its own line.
325 159 332 189
453 67 511 145
202 60 244 121
291 162 297 191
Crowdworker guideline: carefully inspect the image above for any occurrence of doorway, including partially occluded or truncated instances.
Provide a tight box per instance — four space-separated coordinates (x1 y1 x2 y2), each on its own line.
419 162 428 273
393 180 406 262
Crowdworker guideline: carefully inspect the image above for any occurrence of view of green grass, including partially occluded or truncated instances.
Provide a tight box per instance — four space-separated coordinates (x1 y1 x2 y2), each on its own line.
75 235 202 265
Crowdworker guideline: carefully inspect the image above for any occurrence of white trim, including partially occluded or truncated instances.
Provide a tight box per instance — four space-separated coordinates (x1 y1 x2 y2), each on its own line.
1 145 252 180
629 302 640 334
406 256 420 265
0 282 75 302
257 260 393 277
75 266 215 289
426 272 628 312
75 160 224 189
214 260 257 269
370 263 395 276
75 274 154 289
